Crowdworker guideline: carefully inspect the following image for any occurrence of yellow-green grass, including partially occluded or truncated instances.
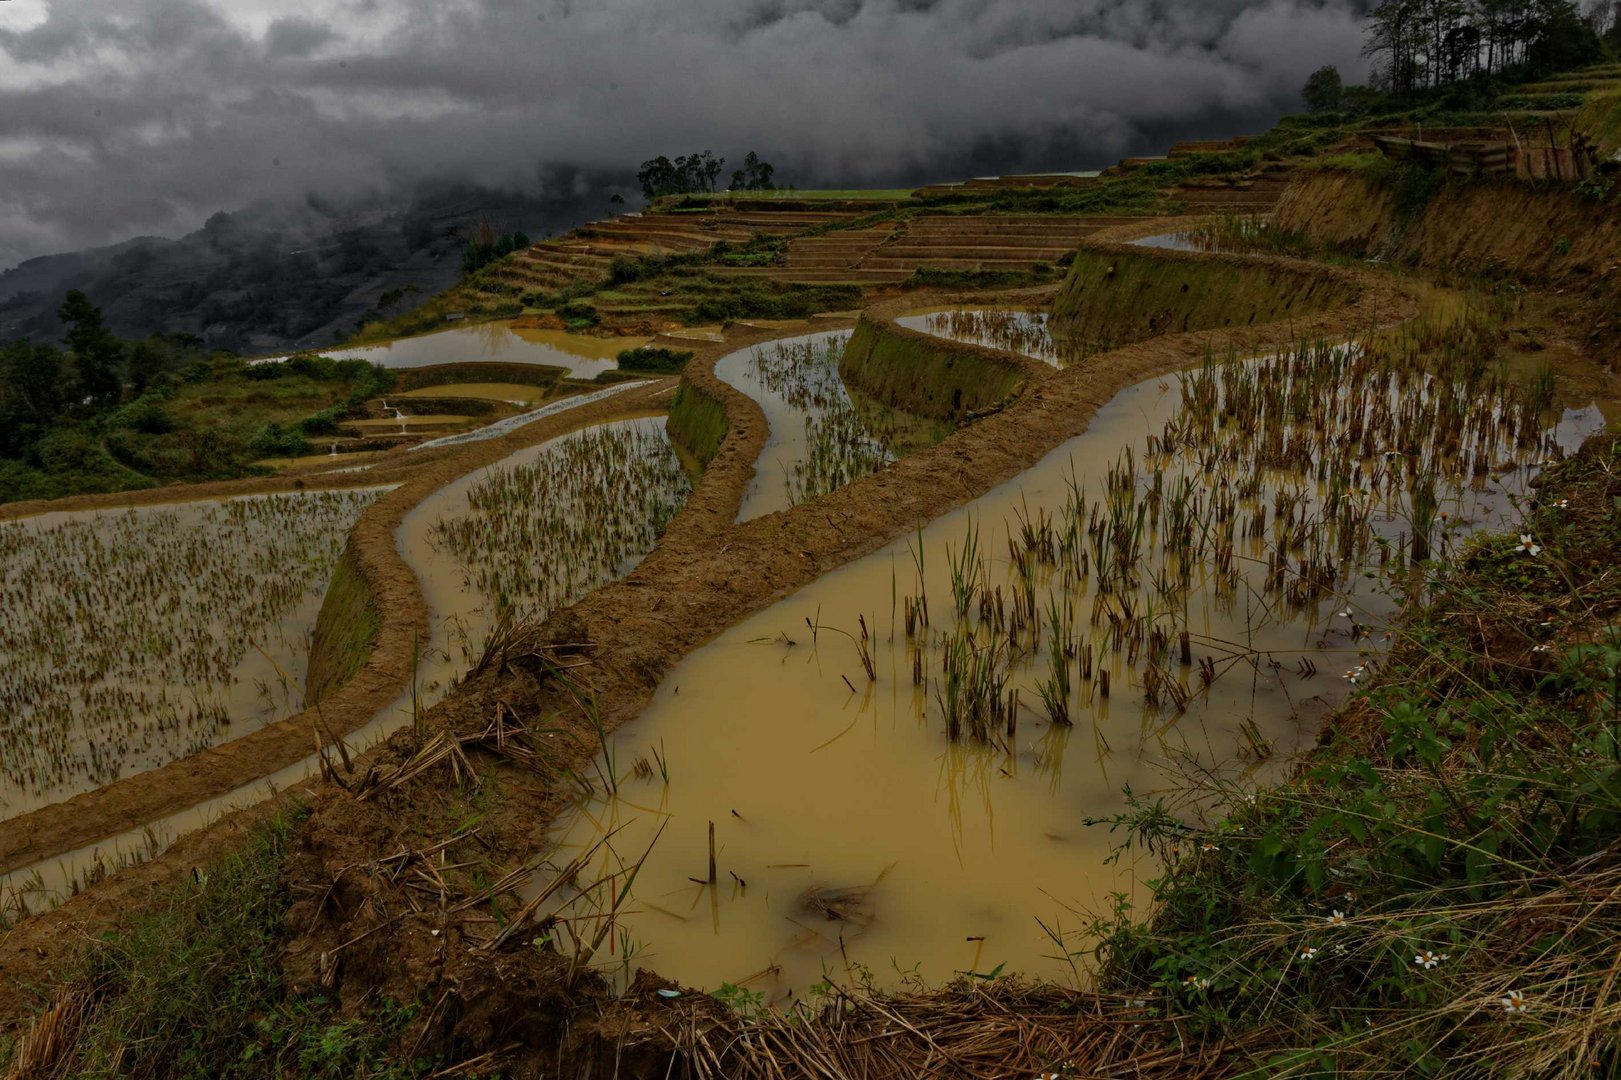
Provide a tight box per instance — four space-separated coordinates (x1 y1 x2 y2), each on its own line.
665 381 728 469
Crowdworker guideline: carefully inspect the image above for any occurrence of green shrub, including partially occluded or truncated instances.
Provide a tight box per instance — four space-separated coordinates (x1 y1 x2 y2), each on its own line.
617 346 695 374
112 396 175 436
1390 163 1445 214
557 301 601 328
247 421 310 458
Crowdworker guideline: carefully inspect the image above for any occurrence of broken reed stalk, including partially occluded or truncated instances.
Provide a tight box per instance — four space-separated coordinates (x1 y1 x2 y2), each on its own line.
482 823 631 951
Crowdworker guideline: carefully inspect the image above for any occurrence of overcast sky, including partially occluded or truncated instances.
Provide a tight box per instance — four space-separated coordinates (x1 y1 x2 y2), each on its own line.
0 0 1371 270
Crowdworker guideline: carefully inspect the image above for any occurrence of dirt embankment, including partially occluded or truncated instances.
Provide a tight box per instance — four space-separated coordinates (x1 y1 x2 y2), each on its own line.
0 227 1416 1056
1274 168 1621 345
0 380 678 879
838 294 1054 422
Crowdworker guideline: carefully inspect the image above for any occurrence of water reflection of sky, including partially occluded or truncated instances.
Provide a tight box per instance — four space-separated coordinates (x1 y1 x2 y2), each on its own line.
253 321 647 380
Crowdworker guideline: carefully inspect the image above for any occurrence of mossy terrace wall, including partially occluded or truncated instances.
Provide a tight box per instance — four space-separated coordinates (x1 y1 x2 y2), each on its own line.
303 546 379 707
839 299 1044 424
1273 169 1621 334
1051 244 1361 352
666 381 728 469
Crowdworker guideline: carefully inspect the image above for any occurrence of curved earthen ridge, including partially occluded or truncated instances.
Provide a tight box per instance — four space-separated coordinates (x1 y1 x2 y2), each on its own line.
0 219 1418 1034
838 291 1057 422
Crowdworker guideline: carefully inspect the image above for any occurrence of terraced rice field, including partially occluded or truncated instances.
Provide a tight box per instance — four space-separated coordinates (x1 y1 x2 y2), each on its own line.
714 332 890 520
534 323 1606 997
401 417 691 675
0 489 383 818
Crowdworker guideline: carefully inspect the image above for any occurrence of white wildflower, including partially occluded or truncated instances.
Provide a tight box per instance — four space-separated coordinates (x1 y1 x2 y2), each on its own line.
1414 949 1449 970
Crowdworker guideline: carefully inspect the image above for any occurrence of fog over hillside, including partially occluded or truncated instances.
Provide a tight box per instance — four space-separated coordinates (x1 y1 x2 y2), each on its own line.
0 0 1372 275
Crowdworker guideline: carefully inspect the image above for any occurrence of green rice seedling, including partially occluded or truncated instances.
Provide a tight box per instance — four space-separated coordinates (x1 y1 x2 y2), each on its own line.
947 516 982 617
912 307 1075 367
872 305 1576 753
742 335 894 505
429 419 689 656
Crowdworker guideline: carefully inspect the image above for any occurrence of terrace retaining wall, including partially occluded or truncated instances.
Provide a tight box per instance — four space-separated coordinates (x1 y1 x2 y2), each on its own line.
839 298 1051 423
1052 236 1362 352
1272 169 1621 343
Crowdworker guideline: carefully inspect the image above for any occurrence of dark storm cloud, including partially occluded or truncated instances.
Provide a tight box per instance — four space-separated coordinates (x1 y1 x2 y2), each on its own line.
263 16 338 58
0 0 1370 269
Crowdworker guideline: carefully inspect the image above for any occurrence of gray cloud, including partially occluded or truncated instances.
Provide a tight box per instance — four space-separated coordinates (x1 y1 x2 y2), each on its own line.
0 0 1371 269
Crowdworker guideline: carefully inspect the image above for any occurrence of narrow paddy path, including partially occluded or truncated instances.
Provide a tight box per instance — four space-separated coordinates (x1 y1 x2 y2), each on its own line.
537 336 1605 1000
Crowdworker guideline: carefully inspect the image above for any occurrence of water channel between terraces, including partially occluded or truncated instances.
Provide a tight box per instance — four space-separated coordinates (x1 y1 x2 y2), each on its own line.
714 331 891 521
534 337 1607 1002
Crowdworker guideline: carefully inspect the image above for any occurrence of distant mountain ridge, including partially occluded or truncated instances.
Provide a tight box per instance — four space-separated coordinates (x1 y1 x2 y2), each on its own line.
0 175 629 355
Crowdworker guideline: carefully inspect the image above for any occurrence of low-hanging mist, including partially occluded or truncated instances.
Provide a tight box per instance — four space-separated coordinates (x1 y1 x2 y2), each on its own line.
0 0 1371 269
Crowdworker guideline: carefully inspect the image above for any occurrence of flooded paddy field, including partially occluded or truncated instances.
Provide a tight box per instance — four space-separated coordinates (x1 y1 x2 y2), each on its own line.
536 326 1605 1000
257 323 646 380
0 489 384 820
398 415 690 693
714 331 892 521
898 307 1073 367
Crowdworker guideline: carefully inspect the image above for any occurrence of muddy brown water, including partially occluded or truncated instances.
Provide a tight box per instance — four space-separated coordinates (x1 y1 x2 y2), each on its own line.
714 330 883 522
536 355 1607 1001
255 323 647 380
